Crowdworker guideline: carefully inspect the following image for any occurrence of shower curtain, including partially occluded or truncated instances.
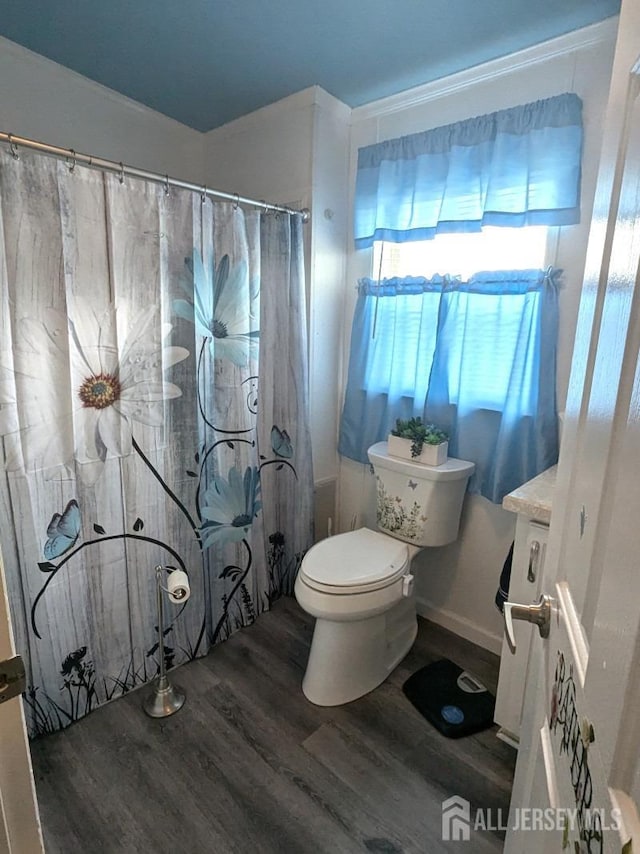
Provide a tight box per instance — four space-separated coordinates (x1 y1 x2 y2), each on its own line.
0 149 314 737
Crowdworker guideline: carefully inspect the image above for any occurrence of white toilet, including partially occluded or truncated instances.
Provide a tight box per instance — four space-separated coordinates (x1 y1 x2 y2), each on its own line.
294 440 474 706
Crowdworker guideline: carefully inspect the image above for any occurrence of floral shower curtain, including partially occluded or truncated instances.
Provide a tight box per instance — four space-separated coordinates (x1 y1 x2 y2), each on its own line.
0 149 314 737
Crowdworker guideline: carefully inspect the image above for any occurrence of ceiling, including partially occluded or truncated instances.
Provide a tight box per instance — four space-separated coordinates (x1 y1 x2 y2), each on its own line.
0 0 620 133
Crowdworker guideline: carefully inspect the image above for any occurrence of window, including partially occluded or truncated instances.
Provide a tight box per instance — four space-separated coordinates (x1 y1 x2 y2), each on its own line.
368 227 550 409
346 94 579 502
338 228 559 503
373 226 549 280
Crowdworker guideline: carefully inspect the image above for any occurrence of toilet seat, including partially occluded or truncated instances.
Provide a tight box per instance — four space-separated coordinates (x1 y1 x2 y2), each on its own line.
299 528 409 595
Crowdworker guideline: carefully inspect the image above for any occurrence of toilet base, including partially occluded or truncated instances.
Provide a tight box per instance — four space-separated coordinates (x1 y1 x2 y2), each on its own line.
301 597 417 706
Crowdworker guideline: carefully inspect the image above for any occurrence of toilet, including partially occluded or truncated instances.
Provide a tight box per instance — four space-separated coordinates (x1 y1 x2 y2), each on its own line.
294 440 474 706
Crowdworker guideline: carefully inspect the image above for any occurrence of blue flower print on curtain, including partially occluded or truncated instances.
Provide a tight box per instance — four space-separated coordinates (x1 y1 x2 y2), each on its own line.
169 233 304 648
200 465 262 548
173 250 259 366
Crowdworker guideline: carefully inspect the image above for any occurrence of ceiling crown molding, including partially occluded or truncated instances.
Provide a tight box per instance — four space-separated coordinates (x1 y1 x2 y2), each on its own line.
352 16 619 122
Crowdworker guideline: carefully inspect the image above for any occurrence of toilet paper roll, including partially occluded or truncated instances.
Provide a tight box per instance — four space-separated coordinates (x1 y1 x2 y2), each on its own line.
167 569 190 603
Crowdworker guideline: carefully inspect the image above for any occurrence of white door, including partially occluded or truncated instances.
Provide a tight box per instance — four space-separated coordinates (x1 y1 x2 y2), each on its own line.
506 2 640 850
0 547 43 853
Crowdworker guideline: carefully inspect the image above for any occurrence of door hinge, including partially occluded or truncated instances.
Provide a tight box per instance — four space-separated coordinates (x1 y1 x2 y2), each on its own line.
0 655 26 703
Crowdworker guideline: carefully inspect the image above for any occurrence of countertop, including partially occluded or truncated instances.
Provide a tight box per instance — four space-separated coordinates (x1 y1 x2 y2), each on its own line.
502 465 557 524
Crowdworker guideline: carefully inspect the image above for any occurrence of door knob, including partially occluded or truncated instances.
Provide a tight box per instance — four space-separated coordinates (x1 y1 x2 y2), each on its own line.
503 594 552 654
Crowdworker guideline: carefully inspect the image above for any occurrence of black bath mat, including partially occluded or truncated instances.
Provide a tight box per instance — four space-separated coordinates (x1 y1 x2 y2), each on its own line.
402 658 495 738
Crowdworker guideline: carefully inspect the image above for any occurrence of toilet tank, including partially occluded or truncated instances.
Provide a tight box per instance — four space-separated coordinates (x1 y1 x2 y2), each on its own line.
367 442 475 547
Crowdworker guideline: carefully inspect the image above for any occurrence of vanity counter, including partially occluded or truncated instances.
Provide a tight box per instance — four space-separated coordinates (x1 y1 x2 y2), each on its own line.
502 465 557 524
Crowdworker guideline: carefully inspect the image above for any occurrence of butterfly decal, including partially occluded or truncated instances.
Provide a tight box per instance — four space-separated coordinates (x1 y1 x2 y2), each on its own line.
44 500 81 560
271 425 293 458
407 480 418 490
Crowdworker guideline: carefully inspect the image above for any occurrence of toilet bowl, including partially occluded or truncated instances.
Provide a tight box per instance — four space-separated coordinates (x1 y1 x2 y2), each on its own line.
295 527 421 705
295 441 474 706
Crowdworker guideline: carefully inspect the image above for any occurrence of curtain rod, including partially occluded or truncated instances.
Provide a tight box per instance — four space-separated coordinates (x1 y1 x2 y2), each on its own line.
0 131 310 222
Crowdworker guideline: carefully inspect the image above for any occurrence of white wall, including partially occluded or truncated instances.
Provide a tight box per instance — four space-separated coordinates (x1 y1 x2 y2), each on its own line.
205 87 351 537
0 36 205 183
339 19 618 653
204 87 316 208
307 91 351 524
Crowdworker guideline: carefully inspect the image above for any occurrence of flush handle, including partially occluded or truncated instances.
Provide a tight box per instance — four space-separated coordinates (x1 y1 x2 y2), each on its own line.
504 594 552 655
527 540 540 583
402 573 414 597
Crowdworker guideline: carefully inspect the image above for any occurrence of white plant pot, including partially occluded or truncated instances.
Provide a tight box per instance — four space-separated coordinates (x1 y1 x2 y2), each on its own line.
387 434 448 466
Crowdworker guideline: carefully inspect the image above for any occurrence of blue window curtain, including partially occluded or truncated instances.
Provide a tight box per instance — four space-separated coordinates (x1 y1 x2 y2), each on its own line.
337 270 559 503
354 93 583 249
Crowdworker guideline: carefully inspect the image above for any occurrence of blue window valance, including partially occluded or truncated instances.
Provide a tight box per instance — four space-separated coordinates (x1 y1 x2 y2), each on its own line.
354 93 583 249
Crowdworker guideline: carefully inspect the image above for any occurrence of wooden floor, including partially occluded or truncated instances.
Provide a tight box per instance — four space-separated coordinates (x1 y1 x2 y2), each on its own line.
30 597 516 854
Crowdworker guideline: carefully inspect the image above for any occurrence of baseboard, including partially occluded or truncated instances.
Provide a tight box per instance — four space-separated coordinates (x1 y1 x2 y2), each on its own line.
496 727 520 750
416 598 503 656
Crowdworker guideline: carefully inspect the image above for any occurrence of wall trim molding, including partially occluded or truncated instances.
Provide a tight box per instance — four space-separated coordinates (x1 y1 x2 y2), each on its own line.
352 16 619 122
416 597 503 656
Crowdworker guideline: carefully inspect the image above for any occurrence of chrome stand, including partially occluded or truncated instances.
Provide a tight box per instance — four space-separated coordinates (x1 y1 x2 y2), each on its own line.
143 566 185 718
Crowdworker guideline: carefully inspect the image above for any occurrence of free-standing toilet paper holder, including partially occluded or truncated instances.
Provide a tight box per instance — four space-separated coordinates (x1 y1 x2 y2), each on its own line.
143 565 190 718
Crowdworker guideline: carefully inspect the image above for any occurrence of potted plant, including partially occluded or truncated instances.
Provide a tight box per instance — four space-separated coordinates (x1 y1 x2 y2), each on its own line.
388 417 449 466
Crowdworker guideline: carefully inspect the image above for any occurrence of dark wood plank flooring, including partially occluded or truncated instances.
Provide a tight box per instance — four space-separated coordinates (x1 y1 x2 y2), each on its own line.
30 597 516 853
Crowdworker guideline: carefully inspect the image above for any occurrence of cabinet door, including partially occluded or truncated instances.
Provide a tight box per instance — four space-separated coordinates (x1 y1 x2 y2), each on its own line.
493 517 548 744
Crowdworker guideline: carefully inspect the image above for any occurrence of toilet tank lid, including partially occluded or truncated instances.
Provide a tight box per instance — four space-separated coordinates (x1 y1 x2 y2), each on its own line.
368 442 475 481
302 528 409 588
